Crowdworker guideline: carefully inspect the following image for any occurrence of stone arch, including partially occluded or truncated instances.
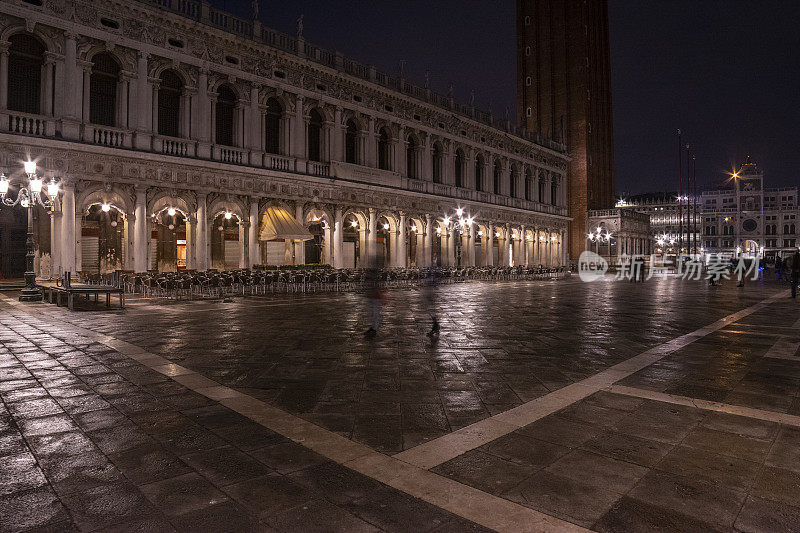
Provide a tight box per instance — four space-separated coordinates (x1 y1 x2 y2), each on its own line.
342 208 368 228
149 190 194 219
1 25 56 54
150 63 192 87
77 184 133 217
302 101 333 122
207 196 246 223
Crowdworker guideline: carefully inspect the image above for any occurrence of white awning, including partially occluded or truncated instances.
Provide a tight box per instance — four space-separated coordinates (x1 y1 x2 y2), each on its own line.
258 207 313 241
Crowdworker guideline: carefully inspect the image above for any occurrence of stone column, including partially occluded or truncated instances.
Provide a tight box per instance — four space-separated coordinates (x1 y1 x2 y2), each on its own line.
249 201 260 267
358 226 367 267
396 125 406 176
333 206 343 269
367 208 376 263
332 106 343 161
366 116 376 167
398 213 407 268
520 225 527 265
133 187 148 272
0 41 8 111
186 217 196 270
238 221 247 268
41 54 55 117
81 63 91 125
423 214 432 267
249 85 261 152
486 222 494 266
292 94 305 159
467 223 476 266
195 193 208 271
193 69 210 157
295 203 306 265
209 96 217 146
74 213 83 274
118 76 130 130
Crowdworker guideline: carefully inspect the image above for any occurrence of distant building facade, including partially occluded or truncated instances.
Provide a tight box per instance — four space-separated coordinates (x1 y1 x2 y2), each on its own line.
586 207 651 264
619 157 799 260
517 0 615 262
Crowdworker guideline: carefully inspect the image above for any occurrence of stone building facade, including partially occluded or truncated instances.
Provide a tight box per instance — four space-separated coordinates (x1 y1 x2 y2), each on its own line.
586 208 651 264
0 0 570 278
619 158 799 260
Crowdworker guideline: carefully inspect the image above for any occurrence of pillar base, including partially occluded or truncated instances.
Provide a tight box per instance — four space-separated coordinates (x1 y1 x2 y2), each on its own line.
59 117 81 141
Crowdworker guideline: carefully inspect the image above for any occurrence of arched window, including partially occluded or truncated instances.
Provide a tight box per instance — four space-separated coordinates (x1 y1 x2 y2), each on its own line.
307 108 323 162
538 178 545 202
158 70 183 137
524 169 532 201
406 135 418 178
454 149 464 188
432 142 443 183
215 85 236 147
8 34 45 114
89 53 120 126
345 119 358 164
510 167 517 198
792 224 796 234
551 181 558 205
784 225 790 234
264 97 283 155
493 160 501 195
377 127 390 170
475 155 484 191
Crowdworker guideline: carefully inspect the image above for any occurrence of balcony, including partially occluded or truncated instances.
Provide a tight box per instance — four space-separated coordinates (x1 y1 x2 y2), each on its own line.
1 121 567 218
214 146 245 164
3 111 53 137
264 154 295 172
155 134 194 157
91 125 129 148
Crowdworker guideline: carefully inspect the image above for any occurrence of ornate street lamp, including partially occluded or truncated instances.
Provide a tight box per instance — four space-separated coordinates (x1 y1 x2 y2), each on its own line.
443 207 473 269
0 161 60 301
587 226 612 256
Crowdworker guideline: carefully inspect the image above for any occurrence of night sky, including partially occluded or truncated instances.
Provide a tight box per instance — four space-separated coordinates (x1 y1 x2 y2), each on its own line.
217 0 800 195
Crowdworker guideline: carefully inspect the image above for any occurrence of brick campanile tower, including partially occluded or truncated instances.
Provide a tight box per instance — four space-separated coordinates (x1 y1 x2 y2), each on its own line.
516 0 615 261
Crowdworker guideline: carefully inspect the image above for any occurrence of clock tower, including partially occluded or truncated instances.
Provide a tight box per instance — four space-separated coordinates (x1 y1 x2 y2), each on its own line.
734 156 764 255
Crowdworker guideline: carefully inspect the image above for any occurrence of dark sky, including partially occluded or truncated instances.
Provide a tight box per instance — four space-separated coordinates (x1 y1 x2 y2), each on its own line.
217 0 800 194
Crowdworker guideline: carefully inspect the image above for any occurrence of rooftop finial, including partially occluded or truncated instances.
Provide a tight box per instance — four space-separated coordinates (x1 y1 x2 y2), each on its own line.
296 14 304 38
251 0 259 20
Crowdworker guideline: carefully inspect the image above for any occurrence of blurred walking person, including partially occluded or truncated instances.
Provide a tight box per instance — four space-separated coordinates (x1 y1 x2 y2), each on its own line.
424 259 442 336
791 252 800 299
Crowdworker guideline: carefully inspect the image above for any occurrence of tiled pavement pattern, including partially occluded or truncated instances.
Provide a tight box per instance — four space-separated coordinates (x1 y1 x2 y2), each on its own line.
21 278 784 453
0 301 490 532
2 276 799 532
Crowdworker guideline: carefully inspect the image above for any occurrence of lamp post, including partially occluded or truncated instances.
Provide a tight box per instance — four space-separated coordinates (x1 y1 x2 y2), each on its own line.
443 207 472 269
587 226 612 256
0 161 60 302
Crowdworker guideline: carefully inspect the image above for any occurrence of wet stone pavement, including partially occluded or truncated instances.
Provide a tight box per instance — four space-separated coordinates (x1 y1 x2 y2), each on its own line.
1 275 799 531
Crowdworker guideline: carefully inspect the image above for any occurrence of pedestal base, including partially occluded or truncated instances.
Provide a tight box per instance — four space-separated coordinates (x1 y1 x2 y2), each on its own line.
19 288 43 302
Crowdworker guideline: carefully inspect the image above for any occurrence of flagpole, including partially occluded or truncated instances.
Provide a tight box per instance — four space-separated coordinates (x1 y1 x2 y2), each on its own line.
692 155 697 255
677 130 682 256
